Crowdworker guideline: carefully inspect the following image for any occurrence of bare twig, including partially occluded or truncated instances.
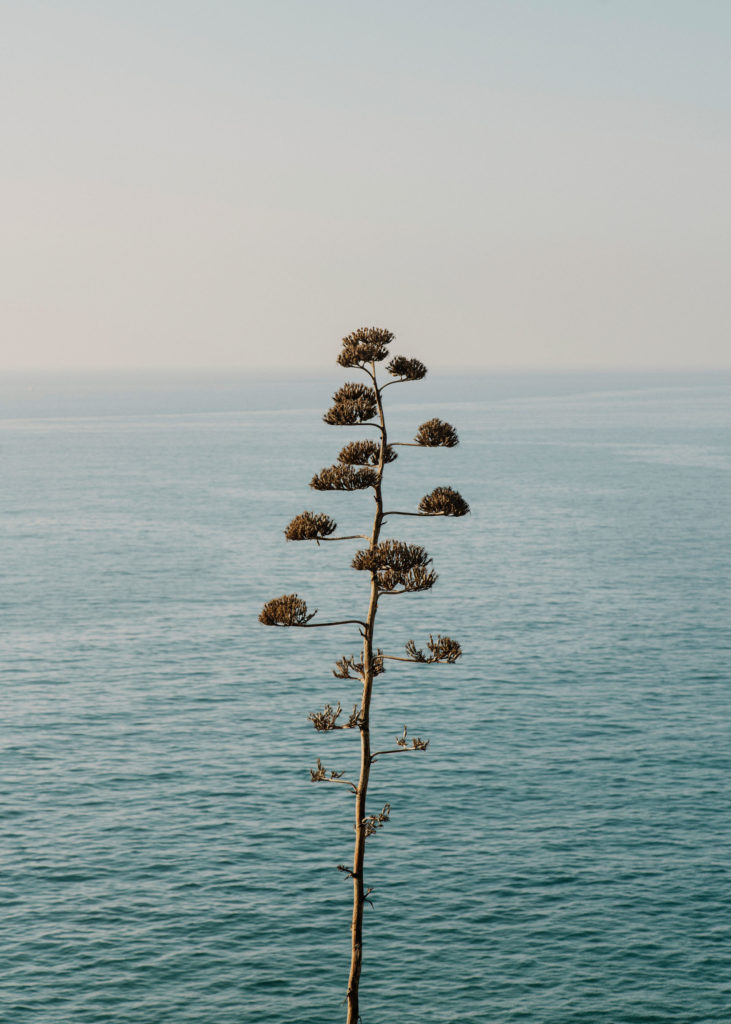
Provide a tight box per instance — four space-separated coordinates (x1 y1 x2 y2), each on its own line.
298 619 368 629
310 758 357 792
371 726 429 760
382 510 447 518
319 535 371 542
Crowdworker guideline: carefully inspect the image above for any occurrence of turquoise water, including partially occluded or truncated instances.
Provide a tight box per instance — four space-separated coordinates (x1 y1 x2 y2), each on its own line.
3 371 730 1023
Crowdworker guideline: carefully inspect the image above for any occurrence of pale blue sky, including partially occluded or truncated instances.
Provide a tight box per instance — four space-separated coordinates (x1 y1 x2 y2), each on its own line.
3 1 730 370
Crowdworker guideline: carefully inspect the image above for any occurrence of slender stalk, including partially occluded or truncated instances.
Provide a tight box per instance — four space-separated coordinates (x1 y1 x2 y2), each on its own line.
346 361 387 1024
279 620 367 629
370 747 424 760
258 328 466 1022
382 511 445 518
319 535 371 542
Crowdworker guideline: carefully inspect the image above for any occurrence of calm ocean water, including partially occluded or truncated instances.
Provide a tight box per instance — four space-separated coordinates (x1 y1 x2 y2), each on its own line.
3 370 730 1024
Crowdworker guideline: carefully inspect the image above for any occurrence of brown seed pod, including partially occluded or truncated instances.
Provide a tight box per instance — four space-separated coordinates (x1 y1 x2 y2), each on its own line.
337 327 394 368
418 486 470 517
414 418 459 447
310 465 378 491
386 356 427 381
259 594 316 626
352 539 438 593
338 440 397 466
284 511 337 541
323 382 378 425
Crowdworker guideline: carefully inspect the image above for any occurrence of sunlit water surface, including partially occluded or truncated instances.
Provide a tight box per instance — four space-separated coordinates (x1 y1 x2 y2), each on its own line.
3 371 730 1023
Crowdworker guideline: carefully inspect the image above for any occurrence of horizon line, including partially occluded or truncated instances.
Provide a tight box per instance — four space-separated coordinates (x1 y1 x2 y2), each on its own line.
3 364 731 377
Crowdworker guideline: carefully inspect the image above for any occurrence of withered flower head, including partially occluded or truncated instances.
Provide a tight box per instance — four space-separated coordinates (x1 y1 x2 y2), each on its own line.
308 702 362 730
405 634 462 663
395 725 429 750
310 758 345 782
414 418 459 447
352 539 437 593
259 594 316 626
337 327 394 368
427 635 462 662
284 511 337 541
362 803 391 837
386 356 427 381
310 465 378 491
323 382 378 425
418 486 470 517
338 440 397 466
308 702 343 731
333 650 385 680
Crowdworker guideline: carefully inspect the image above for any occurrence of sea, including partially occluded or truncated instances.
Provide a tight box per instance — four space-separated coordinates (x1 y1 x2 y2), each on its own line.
2 369 730 1024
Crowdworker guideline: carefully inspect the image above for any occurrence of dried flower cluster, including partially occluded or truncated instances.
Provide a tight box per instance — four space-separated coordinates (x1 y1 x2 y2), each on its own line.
323 382 378 426
308 702 343 730
308 702 362 731
310 465 378 491
337 327 394 368
418 486 470 517
285 511 338 541
338 440 397 466
362 803 391 837
333 651 385 680
414 418 459 447
405 634 462 664
352 539 438 594
395 725 429 750
387 356 427 381
259 593 316 626
310 758 346 782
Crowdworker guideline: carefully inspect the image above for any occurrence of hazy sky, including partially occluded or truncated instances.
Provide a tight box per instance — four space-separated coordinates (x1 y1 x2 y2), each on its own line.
3 1 730 371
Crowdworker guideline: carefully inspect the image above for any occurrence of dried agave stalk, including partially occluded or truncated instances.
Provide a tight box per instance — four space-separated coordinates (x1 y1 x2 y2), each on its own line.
258 327 467 1024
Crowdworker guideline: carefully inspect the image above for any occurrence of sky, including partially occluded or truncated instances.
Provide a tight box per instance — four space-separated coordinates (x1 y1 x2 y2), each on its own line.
3 0 730 372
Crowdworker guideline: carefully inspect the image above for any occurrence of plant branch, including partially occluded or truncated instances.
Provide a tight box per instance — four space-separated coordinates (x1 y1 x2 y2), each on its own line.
319 777 358 792
282 619 367 629
372 726 429 760
319 535 371 542
370 747 428 761
382 510 447 518
380 655 429 663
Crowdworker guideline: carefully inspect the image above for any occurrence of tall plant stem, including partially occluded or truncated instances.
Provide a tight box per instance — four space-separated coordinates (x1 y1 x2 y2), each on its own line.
346 363 386 1024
